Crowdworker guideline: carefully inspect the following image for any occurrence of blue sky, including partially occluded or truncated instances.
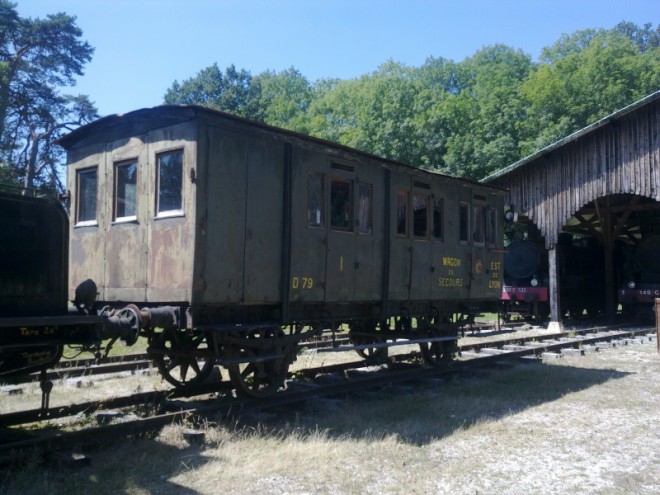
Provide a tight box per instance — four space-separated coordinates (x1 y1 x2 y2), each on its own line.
15 0 660 117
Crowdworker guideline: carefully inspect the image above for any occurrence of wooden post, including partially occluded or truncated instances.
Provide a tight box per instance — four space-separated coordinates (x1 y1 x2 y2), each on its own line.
547 247 561 331
601 204 616 322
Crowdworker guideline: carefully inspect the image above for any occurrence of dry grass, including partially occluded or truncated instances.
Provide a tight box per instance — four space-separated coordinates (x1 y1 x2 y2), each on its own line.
1 333 658 495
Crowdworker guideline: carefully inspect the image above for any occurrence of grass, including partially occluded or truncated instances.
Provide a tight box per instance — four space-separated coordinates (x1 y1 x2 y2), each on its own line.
1 335 658 495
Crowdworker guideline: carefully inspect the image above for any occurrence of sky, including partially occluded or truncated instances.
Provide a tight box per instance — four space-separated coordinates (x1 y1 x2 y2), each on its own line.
15 0 660 117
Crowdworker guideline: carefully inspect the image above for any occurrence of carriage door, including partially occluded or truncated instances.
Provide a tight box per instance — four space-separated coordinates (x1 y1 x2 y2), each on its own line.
104 138 149 302
353 165 385 302
325 162 357 302
409 180 433 300
289 151 327 303
468 193 488 301
388 174 412 301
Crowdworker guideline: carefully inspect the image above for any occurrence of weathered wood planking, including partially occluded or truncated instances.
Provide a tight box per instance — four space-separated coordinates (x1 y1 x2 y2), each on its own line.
486 92 660 248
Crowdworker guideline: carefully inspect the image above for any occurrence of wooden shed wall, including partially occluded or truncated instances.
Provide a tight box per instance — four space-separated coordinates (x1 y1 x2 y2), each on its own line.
490 98 660 248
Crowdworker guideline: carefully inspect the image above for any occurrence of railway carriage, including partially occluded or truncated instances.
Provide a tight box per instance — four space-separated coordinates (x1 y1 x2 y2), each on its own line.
60 105 506 397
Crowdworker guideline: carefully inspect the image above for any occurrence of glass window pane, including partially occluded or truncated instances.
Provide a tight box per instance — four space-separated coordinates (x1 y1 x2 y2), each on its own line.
459 203 469 242
330 178 352 231
432 198 443 240
413 193 428 238
486 207 497 245
157 150 183 214
308 173 324 227
77 167 97 223
472 206 484 244
358 182 372 234
397 191 409 236
115 161 137 219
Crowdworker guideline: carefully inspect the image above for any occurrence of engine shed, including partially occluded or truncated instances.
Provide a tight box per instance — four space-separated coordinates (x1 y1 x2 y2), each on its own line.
485 90 660 325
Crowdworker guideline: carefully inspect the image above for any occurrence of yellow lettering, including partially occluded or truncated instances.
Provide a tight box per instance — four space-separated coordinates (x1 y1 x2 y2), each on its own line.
292 276 314 290
438 277 464 288
442 257 461 267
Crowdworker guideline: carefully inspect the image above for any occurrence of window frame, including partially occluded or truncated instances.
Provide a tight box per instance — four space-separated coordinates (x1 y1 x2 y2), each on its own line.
75 166 98 226
357 181 373 235
432 197 444 241
413 192 429 240
396 190 410 238
307 172 325 229
459 202 469 244
113 159 138 223
472 205 485 246
330 177 354 232
155 148 184 219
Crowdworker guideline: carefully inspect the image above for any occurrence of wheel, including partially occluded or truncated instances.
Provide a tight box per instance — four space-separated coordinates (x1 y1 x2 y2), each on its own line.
225 328 293 398
354 339 388 360
419 340 455 366
349 321 388 361
149 328 215 388
417 316 456 366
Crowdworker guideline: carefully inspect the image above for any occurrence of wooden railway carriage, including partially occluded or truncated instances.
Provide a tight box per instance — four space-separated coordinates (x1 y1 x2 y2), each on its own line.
60 105 506 397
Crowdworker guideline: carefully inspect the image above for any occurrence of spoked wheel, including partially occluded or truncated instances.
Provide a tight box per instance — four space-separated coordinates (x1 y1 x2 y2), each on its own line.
349 321 388 362
225 328 294 399
353 338 388 360
149 328 215 388
419 339 455 366
418 316 457 366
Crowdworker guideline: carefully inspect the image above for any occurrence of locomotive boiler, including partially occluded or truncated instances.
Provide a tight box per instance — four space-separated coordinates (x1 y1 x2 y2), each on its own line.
499 239 549 321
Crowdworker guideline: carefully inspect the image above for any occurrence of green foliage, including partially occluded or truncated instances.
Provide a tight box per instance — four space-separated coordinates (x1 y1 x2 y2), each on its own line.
0 0 97 192
519 27 660 155
163 63 261 120
163 21 659 181
252 67 313 130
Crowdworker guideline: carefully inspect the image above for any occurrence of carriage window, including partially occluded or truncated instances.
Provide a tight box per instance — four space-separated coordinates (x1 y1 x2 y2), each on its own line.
156 150 183 216
486 207 497 245
472 205 484 244
308 172 324 228
114 160 137 220
330 178 353 231
397 190 409 237
413 193 428 239
432 198 444 241
459 203 469 243
358 182 372 234
76 167 97 224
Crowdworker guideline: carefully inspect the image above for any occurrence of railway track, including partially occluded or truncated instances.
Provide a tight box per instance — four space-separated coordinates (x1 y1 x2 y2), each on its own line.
0 323 655 462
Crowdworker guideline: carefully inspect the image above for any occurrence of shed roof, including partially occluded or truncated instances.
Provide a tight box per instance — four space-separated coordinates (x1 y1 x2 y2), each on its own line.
484 90 660 183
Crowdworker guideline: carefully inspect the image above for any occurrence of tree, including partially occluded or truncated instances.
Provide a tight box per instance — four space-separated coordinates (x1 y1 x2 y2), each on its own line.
251 67 313 131
441 45 533 179
5 90 97 191
519 26 660 155
305 61 423 165
0 1 96 191
163 63 261 120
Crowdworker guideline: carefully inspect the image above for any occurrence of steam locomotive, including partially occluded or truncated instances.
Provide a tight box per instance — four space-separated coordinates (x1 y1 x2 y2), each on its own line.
499 239 549 321
499 232 608 321
618 234 660 321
